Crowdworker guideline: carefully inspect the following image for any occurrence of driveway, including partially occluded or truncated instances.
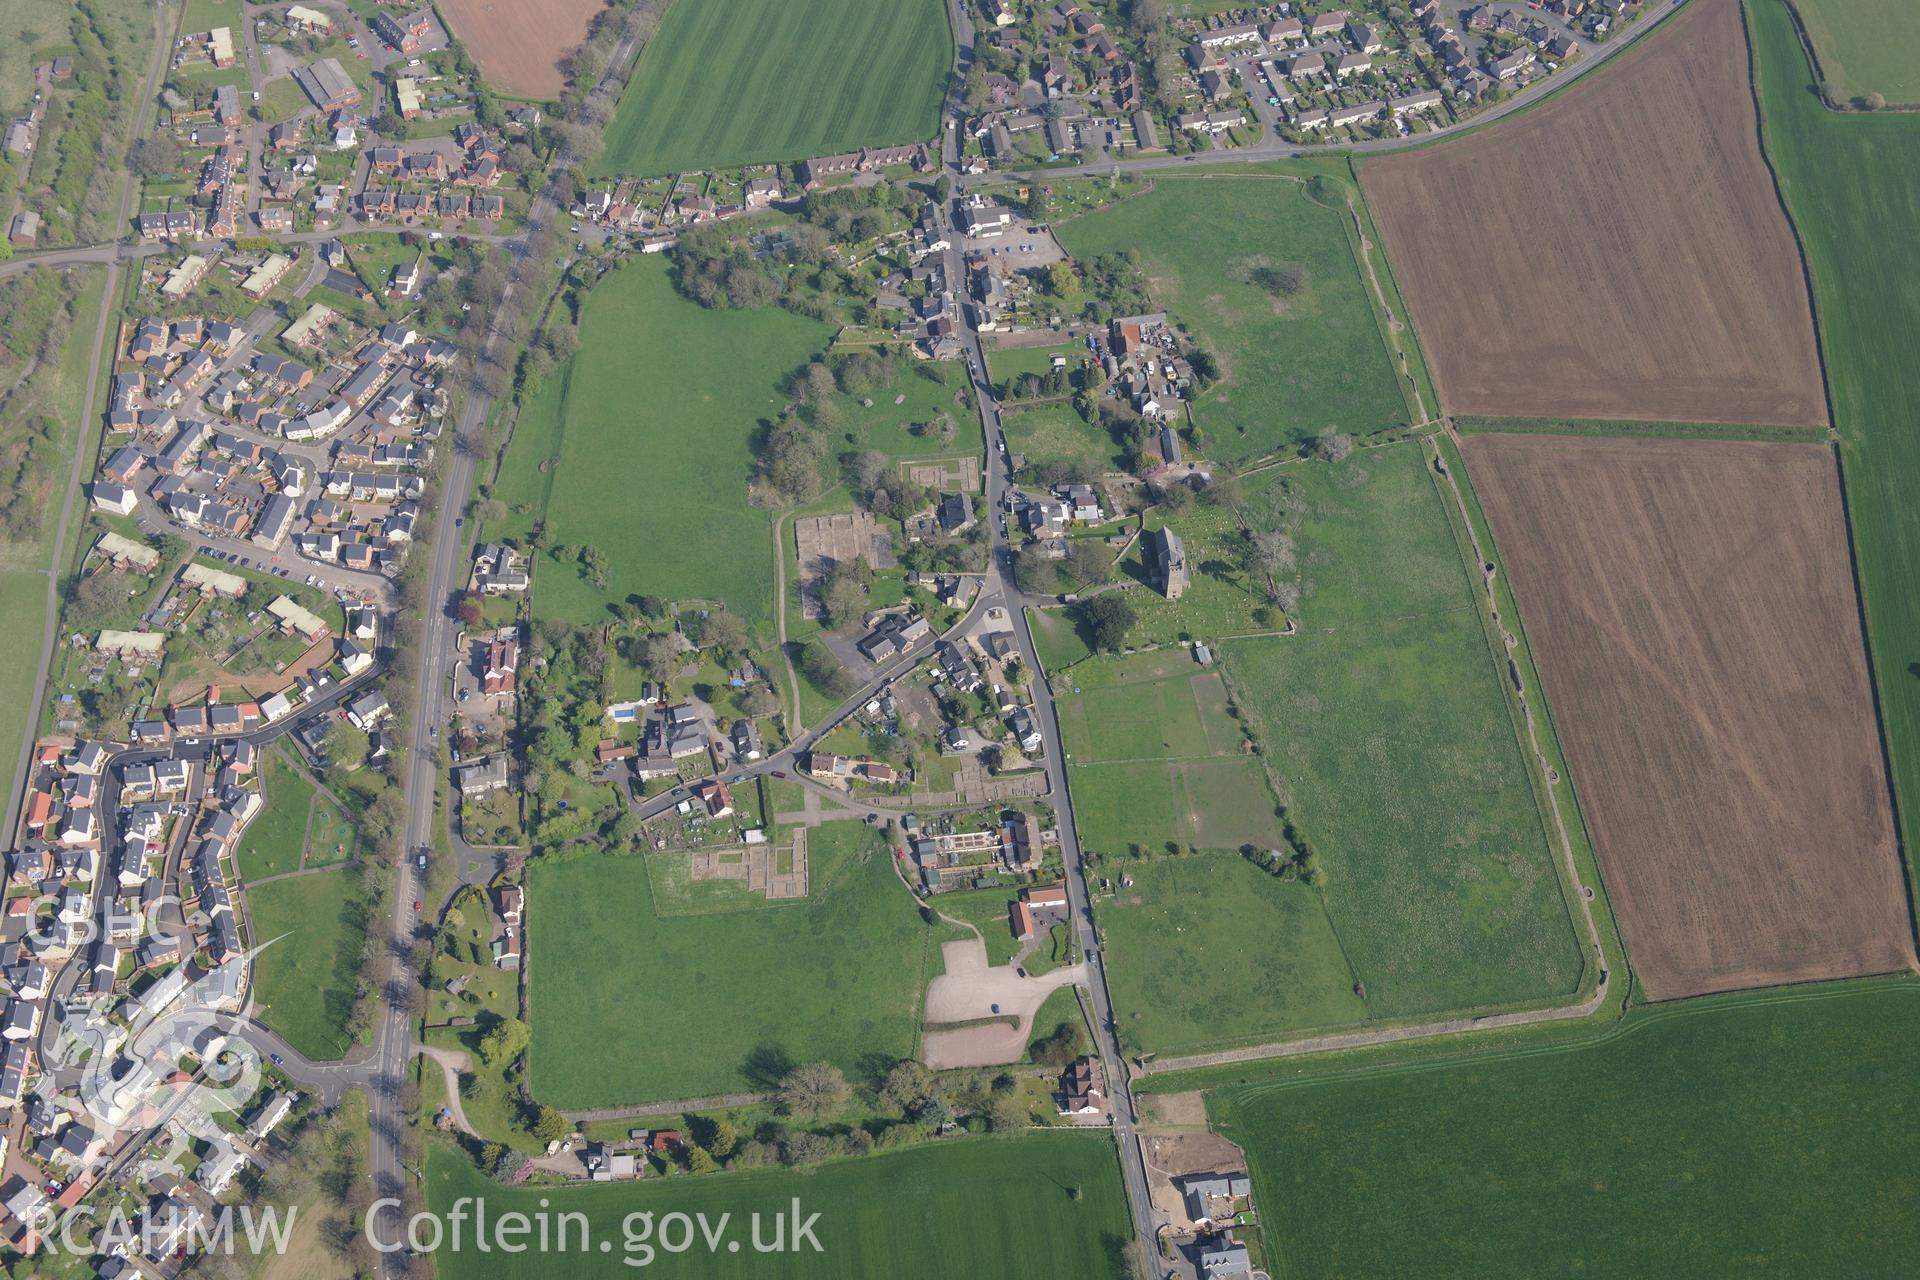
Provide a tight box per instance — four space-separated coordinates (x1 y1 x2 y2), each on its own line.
921 937 1086 1069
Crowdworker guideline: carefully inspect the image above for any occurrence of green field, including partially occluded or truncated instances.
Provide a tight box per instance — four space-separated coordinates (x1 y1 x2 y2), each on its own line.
1752 0 1920 900
1052 175 1409 463
248 866 370 1060
528 822 942 1107
1101 853 1364 1055
494 259 827 636
427 1132 1135 1279
596 0 952 177
1057 648 1285 858
1219 442 1580 1022
234 751 315 881
1212 979 1920 1278
1791 0 1920 104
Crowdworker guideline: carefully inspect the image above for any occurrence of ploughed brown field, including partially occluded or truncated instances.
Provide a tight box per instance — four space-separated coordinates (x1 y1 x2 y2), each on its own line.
1361 0 1826 427
1463 433 1915 999
438 0 597 99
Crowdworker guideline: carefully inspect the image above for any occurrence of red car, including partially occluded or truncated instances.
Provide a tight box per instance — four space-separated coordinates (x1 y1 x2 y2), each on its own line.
412 900 421 913
771 770 787 779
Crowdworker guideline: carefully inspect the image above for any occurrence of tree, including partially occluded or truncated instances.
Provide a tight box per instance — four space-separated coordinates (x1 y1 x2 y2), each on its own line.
1244 530 1296 580
694 609 747 659
778 1061 851 1118
634 632 683 681
687 1146 718 1174
1044 261 1080 299
529 1104 570 1144
740 685 780 718
1078 594 1136 652
323 721 371 771
911 1095 954 1127
708 1117 738 1159
759 416 829 502
799 641 853 696
1866 92 1887 111
127 134 181 178
610 809 644 848
879 1059 932 1113
1249 260 1308 297
478 1017 531 1066
1311 430 1354 462
784 1132 832 1165
988 1094 1026 1132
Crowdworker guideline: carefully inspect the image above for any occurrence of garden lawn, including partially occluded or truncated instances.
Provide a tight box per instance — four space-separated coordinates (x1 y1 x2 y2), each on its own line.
528 821 940 1107
1220 441 1581 1021
498 259 828 637
1002 403 1119 475
427 1131 1135 1280
1790 0 1920 104
931 886 1023 965
1751 0 1920 893
248 866 370 1060
596 0 951 177
233 751 314 881
1053 175 1408 462
988 341 1083 394
1213 979 1920 1279
1101 853 1364 1055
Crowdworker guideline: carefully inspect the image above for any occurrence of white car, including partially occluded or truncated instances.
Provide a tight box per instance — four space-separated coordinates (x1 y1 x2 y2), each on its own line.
251 91 260 102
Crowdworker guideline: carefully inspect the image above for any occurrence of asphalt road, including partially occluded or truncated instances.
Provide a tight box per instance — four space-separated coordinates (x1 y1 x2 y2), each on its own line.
943 236 1174 1277
366 20 653 1267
